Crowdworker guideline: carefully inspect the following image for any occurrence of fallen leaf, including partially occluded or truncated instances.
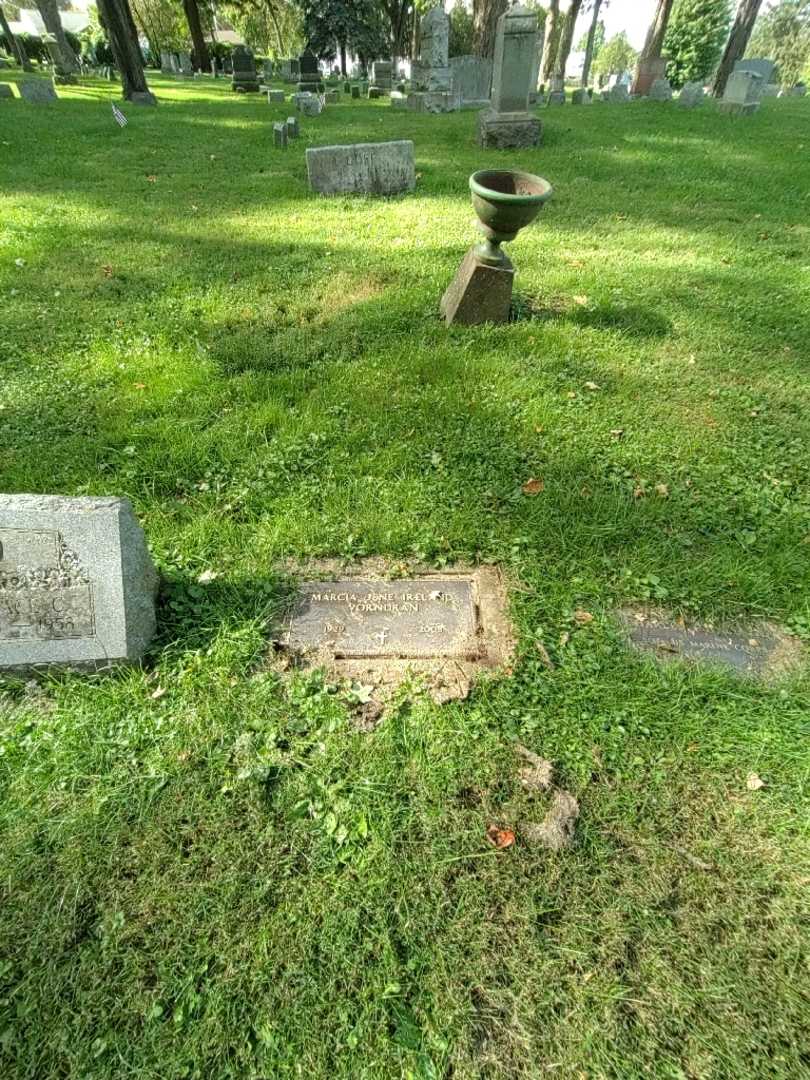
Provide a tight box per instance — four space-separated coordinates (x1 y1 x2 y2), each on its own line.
14 258 25 267
610 428 624 439
197 569 219 583
655 483 669 498
522 477 544 495
573 610 593 626
146 174 158 182
573 294 589 306
559 631 570 647
584 381 601 391
133 382 146 390
101 264 113 277
486 825 516 849
151 686 166 700
746 772 765 791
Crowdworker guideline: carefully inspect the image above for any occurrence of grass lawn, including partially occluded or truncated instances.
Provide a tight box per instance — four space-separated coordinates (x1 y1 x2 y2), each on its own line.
1 72 809 1079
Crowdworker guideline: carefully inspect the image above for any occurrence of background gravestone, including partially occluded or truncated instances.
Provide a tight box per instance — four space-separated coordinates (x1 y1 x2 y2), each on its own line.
0 84 14 100
0 495 158 673
679 81 704 108
478 6 541 149
369 60 392 95
297 48 323 93
733 58 776 86
648 78 673 101
19 80 58 103
408 7 459 113
449 55 491 109
719 70 762 115
231 46 259 93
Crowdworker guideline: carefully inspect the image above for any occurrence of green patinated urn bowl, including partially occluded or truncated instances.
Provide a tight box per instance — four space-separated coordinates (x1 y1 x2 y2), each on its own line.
469 169 553 266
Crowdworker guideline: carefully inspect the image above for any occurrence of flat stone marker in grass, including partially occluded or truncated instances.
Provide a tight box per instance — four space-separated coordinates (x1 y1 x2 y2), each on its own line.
306 140 415 196
19 80 58 103
0 495 158 674
616 607 803 680
288 578 479 659
281 566 513 702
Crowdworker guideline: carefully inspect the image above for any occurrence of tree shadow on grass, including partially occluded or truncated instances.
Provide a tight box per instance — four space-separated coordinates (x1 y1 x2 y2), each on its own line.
511 294 674 338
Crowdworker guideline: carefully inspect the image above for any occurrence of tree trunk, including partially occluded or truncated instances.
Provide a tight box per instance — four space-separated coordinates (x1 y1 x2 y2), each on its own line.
97 0 154 101
35 0 79 73
711 0 764 97
0 4 34 70
581 0 603 87
267 4 285 55
541 0 561 85
631 0 675 94
182 0 210 72
339 41 346 77
473 0 508 60
553 0 583 80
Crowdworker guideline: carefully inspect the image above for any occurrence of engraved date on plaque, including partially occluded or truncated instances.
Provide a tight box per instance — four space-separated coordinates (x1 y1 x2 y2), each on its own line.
0 528 96 642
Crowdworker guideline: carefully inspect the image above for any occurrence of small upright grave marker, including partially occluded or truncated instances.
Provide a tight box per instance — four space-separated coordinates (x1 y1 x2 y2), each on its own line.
679 81 705 108
19 80 58 103
719 69 762 115
306 140 415 196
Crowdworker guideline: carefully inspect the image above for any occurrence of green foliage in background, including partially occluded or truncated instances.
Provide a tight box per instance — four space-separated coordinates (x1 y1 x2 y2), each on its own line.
664 0 732 89
749 0 810 86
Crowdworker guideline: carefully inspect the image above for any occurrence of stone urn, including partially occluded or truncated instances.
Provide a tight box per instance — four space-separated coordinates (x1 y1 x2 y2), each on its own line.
469 169 553 266
441 168 553 325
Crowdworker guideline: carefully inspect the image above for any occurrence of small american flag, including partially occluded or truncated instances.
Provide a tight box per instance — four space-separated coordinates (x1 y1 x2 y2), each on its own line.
111 102 128 127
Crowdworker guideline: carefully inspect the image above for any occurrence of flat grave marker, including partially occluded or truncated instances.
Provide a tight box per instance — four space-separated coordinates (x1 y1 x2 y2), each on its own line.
617 607 803 680
280 566 513 703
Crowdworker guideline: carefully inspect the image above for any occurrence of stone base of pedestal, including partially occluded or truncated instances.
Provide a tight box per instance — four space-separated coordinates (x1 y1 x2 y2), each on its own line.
477 109 541 149
406 90 461 113
129 91 158 106
440 248 514 326
232 79 260 93
547 91 566 105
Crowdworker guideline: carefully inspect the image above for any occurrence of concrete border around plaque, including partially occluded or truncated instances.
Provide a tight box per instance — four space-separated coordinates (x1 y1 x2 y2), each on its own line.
277 562 514 702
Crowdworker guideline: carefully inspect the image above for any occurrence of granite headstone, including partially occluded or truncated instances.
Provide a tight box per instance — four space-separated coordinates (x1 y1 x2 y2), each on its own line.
0 495 158 673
